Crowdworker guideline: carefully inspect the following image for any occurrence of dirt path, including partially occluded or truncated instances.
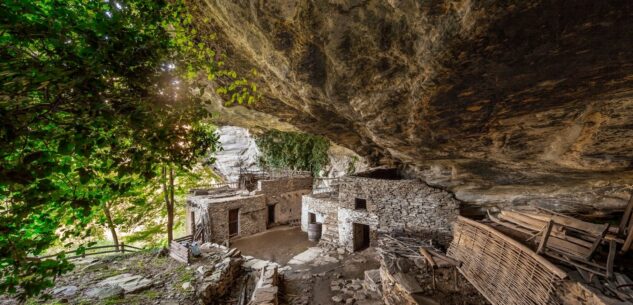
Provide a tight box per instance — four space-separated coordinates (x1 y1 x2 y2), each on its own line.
230 226 316 265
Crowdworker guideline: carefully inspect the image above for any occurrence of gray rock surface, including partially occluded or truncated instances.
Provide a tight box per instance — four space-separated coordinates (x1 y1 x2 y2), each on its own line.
52 285 78 297
188 0 633 213
97 273 153 293
84 285 124 300
212 126 260 182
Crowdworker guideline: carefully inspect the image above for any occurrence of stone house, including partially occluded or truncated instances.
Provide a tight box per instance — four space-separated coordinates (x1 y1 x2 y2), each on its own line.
302 168 460 252
186 172 312 243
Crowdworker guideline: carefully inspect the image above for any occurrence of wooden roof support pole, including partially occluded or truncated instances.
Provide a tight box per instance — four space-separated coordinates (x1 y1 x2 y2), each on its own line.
618 192 633 236
622 222 633 253
537 220 554 255
584 223 610 261
607 240 616 279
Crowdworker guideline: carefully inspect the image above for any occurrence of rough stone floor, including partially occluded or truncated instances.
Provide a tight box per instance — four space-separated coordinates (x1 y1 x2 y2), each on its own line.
230 225 384 304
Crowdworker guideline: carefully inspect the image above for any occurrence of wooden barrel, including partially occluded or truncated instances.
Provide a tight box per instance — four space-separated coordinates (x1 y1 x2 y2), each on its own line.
308 223 322 242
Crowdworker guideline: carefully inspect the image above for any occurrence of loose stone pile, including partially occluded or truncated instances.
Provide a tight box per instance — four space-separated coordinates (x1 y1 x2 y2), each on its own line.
248 266 280 305
330 278 376 304
195 253 243 303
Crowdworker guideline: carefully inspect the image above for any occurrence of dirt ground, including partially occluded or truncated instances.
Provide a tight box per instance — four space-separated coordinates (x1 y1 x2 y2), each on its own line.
230 226 316 265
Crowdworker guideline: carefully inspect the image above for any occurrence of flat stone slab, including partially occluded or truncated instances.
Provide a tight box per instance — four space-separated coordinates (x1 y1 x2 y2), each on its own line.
243 258 280 271
288 247 323 265
98 273 153 293
84 285 124 300
52 285 78 297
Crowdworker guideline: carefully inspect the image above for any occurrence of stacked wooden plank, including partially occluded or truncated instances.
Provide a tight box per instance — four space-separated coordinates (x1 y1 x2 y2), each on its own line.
447 216 566 305
487 208 619 279
170 235 192 264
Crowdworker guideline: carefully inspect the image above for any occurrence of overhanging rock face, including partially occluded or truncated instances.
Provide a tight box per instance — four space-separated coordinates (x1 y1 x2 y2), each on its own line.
190 0 633 212
447 216 567 305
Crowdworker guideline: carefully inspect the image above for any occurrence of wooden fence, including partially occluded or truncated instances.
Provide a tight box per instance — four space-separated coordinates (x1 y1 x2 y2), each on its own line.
447 216 566 305
36 243 142 261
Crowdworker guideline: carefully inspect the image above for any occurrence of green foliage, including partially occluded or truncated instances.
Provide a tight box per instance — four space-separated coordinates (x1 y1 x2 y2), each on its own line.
346 156 359 175
0 0 250 298
256 130 330 175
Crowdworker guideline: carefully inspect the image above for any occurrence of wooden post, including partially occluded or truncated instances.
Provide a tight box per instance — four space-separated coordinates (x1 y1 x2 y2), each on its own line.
607 240 616 279
537 220 554 254
121 242 125 254
618 192 633 236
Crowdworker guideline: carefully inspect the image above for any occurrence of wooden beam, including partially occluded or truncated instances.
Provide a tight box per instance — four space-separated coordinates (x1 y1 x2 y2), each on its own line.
618 192 633 236
518 209 605 236
491 210 593 249
622 222 633 253
419 247 437 268
584 223 609 261
537 220 554 254
606 240 616 279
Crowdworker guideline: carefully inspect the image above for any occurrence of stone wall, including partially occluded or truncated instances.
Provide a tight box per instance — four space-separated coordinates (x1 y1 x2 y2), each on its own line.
257 176 312 225
338 176 460 246
301 194 340 245
337 207 381 252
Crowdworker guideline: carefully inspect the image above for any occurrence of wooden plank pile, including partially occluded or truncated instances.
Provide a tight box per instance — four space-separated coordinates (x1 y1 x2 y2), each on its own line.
170 235 192 264
447 216 567 305
486 197 633 282
378 235 461 269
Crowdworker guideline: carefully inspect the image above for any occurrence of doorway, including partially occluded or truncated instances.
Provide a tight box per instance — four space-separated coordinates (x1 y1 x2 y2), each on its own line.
352 223 370 252
267 204 276 226
229 208 239 237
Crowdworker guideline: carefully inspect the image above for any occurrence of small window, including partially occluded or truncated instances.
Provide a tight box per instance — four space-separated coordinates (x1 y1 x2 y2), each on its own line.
309 212 316 224
355 198 367 210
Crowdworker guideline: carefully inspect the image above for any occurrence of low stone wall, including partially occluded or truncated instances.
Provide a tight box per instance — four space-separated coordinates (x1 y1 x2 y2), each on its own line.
196 248 244 304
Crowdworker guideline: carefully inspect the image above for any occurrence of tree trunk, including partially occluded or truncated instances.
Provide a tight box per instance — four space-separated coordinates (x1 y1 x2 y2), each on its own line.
167 165 175 245
103 202 119 251
162 165 175 245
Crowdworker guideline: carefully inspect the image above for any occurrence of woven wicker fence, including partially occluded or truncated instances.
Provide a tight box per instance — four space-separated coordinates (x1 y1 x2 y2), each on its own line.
447 216 567 305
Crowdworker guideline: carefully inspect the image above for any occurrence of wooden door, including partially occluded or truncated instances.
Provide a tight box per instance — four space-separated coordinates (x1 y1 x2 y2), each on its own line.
229 208 239 237
353 223 370 252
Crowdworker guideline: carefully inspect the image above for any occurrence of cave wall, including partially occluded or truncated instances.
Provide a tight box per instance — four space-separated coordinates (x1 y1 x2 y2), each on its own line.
191 0 633 213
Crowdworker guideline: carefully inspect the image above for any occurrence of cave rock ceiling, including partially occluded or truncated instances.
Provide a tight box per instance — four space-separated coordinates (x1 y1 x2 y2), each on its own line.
191 0 633 213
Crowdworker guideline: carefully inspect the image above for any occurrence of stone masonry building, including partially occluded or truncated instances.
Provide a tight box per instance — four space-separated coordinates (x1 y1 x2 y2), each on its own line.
187 171 312 244
302 168 460 252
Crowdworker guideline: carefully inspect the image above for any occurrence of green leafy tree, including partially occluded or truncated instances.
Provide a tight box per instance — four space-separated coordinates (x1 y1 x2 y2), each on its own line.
256 130 330 175
0 0 253 298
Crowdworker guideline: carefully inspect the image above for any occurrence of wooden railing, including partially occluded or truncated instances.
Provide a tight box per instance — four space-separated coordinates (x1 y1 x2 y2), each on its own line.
312 177 342 195
35 243 142 261
191 182 239 192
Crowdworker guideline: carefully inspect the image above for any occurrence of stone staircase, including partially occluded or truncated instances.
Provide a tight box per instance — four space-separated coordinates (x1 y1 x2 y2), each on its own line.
318 209 340 248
